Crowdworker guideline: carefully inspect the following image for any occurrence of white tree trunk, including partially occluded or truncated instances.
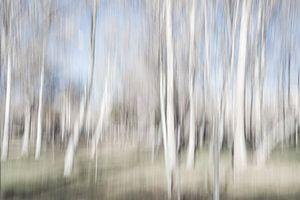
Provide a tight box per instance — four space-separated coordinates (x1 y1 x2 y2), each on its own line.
67 87 71 134
90 65 110 159
297 72 300 146
213 117 220 200
21 106 31 156
61 111 66 143
204 0 211 105
64 99 85 176
64 0 97 176
35 64 45 160
160 66 173 198
186 0 196 169
253 1 263 148
160 64 169 173
254 70 261 147
233 0 251 172
61 92 67 143
165 0 177 197
226 0 239 151
1 53 11 161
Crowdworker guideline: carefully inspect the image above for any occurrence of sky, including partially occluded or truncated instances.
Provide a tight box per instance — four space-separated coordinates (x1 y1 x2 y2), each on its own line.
1 0 299 106
47 0 147 105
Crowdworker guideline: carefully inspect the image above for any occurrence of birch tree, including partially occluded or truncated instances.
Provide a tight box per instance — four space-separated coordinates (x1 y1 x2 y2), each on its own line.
165 0 177 197
90 55 114 159
1 52 11 161
1 0 14 161
186 0 196 169
233 0 251 172
35 0 53 160
64 0 98 176
152 0 171 196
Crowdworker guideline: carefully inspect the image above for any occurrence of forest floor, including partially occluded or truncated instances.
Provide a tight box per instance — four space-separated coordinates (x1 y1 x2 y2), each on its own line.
1 142 300 200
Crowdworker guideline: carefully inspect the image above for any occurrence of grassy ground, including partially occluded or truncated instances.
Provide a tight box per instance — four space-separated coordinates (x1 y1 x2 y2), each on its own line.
1 143 300 200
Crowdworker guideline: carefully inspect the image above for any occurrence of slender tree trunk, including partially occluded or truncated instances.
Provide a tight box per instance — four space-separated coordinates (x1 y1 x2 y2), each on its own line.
165 0 177 197
227 0 239 156
213 117 219 200
156 1 171 195
1 53 11 161
186 0 196 169
64 100 85 176
64 0 97 176
151 120 156 162
255 6 269 165
254 77 261 146
177 124 181 152
233 0 251 172
67 85 71 134
61 92 67 144
253 1 262 148
160 68 168 157
297 72 300 147
52 113 55 161
21 105 31 156
281 61 286 151
90 64 110 159
35 63 45 160
160 62 171 191
61 111 65 143
204 0 211 110
86 108 90 157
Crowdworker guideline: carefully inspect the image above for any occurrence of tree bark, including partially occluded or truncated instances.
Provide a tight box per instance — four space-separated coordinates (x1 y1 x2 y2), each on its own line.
21 105 31 156
35 63 45 160
64 100 85 176
90 59 111 159
1 53 11 161
165 0 177 197
64 0 97 176
253 8 262 148
160 57 171 187
233 0 251 172
213 117 220 200
186 0 196 169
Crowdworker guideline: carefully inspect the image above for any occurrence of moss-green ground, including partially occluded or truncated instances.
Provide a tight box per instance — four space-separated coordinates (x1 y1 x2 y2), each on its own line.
1 143 300 200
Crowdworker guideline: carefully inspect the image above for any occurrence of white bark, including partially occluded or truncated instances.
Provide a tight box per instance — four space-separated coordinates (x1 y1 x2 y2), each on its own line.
61 92 67 143
35 63 45 160
90 57 111 159
157 1 169 182
233 0 251 172
253 1 263 147
21 106 31 156
254 70 261 146
213 117 219 200
160 64 169 173
64 99 85 176
67 87 71 134
165 0 177 197
186 0 196 169
226 0 239 147
165 0 176 171
1 53 11 161
297 72 300 146
64 0 97 176
204 0 211 104
61 111 66 143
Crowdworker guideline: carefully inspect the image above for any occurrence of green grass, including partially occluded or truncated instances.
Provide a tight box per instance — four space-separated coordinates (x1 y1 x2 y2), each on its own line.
1 144 300 199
